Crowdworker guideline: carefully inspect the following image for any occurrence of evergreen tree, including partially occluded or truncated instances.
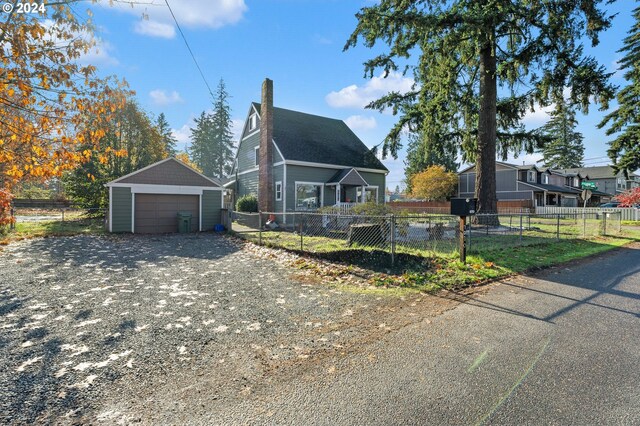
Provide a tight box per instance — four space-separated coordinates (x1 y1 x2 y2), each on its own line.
156 113 178 156
404 130 458 192
210 79 236 178
189 111 216 177
189 79 236 178
346 1 615 217
540 98 584 169
599 6 640 177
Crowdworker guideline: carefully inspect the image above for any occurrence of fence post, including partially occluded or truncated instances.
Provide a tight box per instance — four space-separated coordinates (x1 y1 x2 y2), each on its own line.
390 214 396 267
299 217 303 251
603 212 607 236
10 207 15 230
519 214 523 244
62 208 65 222
556 214 560 240
258 212 262 245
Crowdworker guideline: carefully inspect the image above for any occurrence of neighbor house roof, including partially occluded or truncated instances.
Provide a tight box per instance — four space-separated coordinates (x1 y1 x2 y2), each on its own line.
252 102 387 171
518 181 582 194
561 165 638 179
106 157 221 187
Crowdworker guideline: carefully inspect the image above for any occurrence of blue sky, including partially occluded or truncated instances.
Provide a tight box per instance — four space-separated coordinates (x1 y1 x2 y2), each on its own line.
77 0 636 189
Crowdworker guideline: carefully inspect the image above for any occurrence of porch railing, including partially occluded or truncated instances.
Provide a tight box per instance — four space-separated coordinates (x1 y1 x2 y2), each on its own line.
332 202 357 214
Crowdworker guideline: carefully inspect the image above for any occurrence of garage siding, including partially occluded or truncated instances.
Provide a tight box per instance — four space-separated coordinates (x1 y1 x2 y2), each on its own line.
134 194 199 234
201 190 222 231
111 187 132 233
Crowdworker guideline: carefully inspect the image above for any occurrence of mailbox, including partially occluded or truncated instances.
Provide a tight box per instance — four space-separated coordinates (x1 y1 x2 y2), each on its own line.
450 198 477 216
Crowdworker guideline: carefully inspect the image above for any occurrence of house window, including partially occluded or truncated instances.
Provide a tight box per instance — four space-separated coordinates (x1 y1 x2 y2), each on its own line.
254 146 259 166
543 175 549 184
275 181 282 201
249 114 258 131
356 186 378 203
528 170 536 183
574 177 579 187
618 178 625 188
295 183 322 211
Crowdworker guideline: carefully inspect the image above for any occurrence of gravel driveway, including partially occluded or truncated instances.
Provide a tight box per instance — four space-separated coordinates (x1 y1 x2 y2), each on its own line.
0 234 436 424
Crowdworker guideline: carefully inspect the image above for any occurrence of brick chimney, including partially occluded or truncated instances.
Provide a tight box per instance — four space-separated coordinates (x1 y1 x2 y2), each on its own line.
258 78 274 212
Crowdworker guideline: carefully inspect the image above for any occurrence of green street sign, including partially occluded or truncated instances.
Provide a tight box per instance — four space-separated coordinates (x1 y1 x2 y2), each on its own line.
581 181 597 190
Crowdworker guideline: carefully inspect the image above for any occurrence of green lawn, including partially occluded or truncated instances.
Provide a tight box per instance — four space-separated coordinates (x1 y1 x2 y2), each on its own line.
232 221 640 293
1 217 105 244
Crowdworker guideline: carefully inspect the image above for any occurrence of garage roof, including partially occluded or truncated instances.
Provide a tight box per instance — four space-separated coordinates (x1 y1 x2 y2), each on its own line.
106 157 221 187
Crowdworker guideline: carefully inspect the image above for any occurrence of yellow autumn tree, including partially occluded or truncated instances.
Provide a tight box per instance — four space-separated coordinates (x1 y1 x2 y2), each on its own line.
175 152 203 173
410 165 458 201
0 2 128 192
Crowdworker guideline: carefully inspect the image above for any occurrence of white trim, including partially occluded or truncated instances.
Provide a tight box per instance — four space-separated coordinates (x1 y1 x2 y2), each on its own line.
284 160 387 175
283 163 287 221
237 167 259 176
254 146 260 167
108 186 113 232
108 183 222 194
273 161 285 167
222 179 236 187
356 185 379 204
241 129 260 141
273 140 284 163
199 194 202 231
131 193 135 233
294 181 324 211
275 181 282 201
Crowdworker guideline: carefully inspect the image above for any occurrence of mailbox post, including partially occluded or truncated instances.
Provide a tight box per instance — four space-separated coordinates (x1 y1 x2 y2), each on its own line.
451 198 478 263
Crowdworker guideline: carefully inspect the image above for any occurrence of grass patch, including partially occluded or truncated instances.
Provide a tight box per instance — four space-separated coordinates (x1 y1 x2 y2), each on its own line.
1 217 105 245
232 225 640 294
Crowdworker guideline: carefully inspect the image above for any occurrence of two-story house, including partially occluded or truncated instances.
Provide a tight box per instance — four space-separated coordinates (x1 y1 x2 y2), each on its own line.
458 162 611 207
560 165 640 197
225 79 388 216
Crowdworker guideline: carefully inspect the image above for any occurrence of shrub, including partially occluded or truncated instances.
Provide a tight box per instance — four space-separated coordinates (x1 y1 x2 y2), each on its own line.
236 194 259 212
351 202 393 216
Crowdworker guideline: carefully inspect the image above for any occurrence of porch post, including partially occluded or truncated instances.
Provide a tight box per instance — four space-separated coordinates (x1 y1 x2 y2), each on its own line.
361 185 365 203
336 185 341 206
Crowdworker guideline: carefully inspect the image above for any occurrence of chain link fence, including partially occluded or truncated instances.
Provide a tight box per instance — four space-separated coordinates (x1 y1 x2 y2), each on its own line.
9 207 107 231
229 210 622 265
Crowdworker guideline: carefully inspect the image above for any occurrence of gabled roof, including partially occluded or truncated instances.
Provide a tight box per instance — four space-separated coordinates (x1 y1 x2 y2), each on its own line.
106 157 221 187
518 181 582 194
252 102 387 171
326 168 369 186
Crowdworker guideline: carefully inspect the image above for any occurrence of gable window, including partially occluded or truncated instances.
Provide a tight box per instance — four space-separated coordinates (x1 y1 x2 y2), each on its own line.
295 183 322 211
275 181 282 201
543 175 549 184
528 170 536 183
574 177 579 187
249 114 258 131
254 146 259 166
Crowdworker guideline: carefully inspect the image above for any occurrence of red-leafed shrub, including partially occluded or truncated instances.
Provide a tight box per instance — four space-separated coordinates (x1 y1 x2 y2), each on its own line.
614 187 640 207
0 189 15 233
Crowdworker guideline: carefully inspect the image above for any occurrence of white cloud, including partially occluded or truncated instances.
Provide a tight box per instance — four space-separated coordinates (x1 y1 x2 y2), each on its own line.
326 72 415 109
504 152 544 166
150 90 184 106
344 115 377 131
41 19 118 66
231 118 244 142
171 124 191 151
79 37 119 67
134 20 175 39
106 0 247 38
521 104 554 127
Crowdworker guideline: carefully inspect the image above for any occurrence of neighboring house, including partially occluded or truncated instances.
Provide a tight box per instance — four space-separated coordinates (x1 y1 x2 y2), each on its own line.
106 157 223 233
226 79 388 215
457 162 611 207
560 165 640 197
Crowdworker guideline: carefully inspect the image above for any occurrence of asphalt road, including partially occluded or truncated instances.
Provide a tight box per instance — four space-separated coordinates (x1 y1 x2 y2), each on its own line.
217 244 640 425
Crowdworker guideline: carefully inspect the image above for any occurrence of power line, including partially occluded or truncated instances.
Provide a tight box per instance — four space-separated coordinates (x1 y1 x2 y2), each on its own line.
164 0 214 99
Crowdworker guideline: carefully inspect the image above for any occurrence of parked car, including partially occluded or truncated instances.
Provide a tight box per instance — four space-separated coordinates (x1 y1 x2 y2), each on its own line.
599 202 620 208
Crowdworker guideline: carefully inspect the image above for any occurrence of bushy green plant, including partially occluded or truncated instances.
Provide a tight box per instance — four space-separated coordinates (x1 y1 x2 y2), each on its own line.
236 194 258 212
351 202 393 216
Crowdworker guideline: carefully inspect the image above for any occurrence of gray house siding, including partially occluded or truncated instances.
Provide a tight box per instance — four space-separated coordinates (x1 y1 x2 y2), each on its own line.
237 132 261 172
201 190 222 230
238 170 259 198
286 165 336 210
496 170 517 191
273 164 284 212
111 187 132 232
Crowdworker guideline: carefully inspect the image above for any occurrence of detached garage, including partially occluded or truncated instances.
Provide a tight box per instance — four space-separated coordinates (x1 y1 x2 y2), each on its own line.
106 158 223 233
